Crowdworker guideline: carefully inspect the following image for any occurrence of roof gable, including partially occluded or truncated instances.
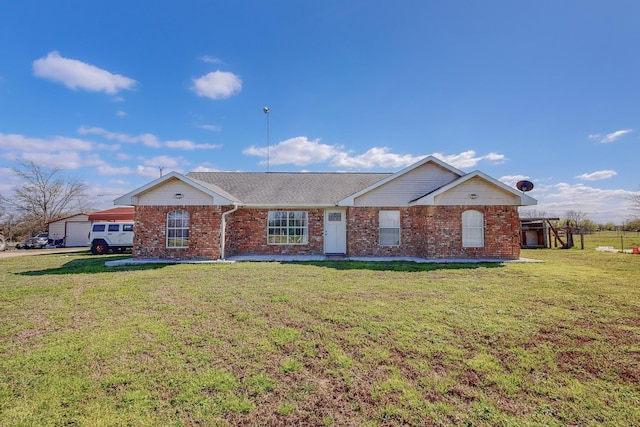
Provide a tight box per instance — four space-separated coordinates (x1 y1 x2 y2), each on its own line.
338 156 464 206
410 171 537 206
114 172 240 206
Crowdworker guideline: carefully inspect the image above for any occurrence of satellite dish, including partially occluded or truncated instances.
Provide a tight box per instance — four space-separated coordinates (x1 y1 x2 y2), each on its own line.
516 180 534 192
263 106 269 114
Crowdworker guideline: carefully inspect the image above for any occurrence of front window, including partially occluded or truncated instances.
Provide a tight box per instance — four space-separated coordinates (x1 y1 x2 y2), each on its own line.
167 210 190 248
267 211 308 244
379 210 400 246
462 210 484 247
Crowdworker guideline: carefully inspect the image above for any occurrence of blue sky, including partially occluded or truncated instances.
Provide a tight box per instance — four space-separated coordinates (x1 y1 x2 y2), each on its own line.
1 1 638 223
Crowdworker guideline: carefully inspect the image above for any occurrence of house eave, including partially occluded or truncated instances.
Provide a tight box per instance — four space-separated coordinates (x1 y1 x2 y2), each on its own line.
240 203 337 209
114 172 241 206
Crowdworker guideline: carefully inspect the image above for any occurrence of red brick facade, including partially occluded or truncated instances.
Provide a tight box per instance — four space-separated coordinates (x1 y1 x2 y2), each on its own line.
133 205 521 260
346 205 521 259
134 205 225 259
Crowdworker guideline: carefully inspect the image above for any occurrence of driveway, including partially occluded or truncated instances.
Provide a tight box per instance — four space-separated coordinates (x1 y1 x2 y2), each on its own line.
0 247 88 259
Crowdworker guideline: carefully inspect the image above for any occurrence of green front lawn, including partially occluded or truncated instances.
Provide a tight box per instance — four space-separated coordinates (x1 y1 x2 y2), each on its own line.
1 245 639 425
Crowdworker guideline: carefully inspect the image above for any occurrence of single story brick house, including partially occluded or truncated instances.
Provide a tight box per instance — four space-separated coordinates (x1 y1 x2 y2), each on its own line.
114 156 536 260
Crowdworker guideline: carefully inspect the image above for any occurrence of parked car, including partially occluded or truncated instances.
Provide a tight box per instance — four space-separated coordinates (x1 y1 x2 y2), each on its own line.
16 233 50 249
88 222 134 255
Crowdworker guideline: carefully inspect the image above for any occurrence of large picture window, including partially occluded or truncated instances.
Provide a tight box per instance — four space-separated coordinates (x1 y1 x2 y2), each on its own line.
462 210 484 247
379 210 400 246
268 211 308 244
167 210 190 248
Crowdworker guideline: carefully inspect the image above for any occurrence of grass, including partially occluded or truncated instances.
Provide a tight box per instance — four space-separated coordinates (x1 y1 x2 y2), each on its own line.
1 235 639 426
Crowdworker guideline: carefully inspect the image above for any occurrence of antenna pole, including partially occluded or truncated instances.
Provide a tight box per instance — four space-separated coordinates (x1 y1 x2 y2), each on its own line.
263 106 270 172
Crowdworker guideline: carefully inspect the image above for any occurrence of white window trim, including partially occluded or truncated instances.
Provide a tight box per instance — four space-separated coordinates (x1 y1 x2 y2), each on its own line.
267 211 309 245
379 210 401 246
462 210 484 248
166 210 190 248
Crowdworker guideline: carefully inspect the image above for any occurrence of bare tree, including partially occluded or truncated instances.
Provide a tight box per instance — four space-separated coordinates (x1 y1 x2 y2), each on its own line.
519 208 548 218
631 191 640 217
564 210 588 229
0 161 89 232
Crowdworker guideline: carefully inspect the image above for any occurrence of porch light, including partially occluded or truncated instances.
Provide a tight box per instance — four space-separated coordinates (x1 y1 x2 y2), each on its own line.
469 193 478 200
174 193 184 199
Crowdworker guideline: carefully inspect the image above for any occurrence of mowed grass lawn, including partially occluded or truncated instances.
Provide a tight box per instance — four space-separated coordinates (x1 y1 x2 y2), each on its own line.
1 234 639 426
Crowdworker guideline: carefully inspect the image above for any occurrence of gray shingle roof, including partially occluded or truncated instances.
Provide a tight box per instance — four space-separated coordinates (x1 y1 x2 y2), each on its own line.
186 172 391 206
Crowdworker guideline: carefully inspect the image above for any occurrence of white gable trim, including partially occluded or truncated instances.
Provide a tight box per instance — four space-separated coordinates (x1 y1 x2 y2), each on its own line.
114 171 240 206
410 170 537 206
337 156 465 206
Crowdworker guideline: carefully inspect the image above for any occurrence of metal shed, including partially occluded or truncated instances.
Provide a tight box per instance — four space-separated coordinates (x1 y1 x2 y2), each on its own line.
48 213 91 247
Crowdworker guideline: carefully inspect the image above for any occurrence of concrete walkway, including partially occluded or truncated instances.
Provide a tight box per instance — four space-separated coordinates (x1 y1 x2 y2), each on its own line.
0 246 88 259
105 255 541 267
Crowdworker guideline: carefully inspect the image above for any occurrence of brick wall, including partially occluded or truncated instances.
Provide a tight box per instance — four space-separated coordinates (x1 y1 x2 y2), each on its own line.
225 208 324 256
346 205 521 259
133 205 224 259
134 204 521 260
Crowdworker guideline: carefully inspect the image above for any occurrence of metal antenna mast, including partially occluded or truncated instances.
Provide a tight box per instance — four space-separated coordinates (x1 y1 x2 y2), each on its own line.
263 106 270 172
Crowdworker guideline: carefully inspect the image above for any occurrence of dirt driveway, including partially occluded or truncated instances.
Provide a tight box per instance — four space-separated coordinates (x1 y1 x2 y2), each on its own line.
0 247 88 259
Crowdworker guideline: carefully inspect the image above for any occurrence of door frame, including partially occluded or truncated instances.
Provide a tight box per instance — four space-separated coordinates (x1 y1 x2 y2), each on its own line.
324 208 347 254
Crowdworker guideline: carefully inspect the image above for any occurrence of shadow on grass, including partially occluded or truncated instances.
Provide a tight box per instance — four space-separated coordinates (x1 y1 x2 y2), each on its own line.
18 256 169 275
287 260 505 272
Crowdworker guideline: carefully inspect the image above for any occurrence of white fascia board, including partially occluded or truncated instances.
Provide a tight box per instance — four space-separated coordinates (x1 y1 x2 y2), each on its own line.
409 170 538 206
241 203 335 209
113 171 240 206
337 156 465 206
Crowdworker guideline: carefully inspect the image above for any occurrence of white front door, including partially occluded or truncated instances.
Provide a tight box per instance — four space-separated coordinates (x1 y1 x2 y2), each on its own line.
324 209 346 254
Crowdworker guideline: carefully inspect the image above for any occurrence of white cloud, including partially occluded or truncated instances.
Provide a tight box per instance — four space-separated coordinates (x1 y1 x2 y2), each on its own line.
201 55 222 64
78 126 161 148
33 51 136 94
116 110 127 117
96 165 133 175
191 165 221 172
0 167 18 194
191 70 242 99
576 170 617 181
592 129 632 143
21 151 85 169
244 138 507 171
525 182 634 223
244 137 340 166
499 175 531 188
198 124 223 132
165 139 222 150
0 133 93 152
78 126 218 150
331 147 423 169
141 155 184 169
136 165 165 179
431 151 506 169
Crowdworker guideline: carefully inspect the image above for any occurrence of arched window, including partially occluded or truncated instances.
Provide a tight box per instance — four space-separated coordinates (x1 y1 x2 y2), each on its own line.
462 210 484 248
167 210 190 248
